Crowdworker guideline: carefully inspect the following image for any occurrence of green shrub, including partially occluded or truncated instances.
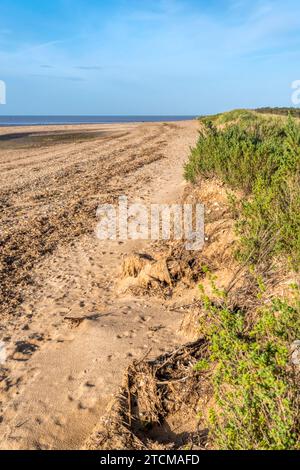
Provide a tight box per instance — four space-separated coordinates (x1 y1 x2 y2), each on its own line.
256 107 300 118
198 289 300 450
188 111 300 449
185 113 300 267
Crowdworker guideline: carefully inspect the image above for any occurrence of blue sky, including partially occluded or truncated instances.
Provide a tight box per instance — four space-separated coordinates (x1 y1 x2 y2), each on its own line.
1 0 300 115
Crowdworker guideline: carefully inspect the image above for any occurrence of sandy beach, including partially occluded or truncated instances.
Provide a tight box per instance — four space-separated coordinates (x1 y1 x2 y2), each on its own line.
0 119 199 449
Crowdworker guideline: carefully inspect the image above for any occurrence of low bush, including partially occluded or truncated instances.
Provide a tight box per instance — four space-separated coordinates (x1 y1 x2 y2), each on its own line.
185 113 300 267
198 288 300 450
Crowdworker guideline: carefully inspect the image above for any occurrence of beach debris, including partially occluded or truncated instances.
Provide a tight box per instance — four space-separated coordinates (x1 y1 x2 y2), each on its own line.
121 247 206 295
84 338 209 451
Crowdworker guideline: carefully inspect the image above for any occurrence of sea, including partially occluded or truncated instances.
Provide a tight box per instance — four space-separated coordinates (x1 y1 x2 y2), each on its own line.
0 115 196 127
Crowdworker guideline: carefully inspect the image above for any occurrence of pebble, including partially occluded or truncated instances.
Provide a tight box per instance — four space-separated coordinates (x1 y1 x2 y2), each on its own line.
291 340 300 366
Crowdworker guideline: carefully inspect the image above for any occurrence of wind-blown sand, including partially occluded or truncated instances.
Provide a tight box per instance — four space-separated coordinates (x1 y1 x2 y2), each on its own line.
0 120 199 449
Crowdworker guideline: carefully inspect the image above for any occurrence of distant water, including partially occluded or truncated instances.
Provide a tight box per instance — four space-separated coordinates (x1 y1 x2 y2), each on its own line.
0 115 196 127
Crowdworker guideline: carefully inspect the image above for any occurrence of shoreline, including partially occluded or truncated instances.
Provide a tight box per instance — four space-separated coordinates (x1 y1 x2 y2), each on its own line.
0 116 197 128
0 119 195 140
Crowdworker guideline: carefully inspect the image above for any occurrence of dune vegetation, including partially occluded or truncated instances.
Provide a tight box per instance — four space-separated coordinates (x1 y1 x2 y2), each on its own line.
185 110 300 449
255 107 300 118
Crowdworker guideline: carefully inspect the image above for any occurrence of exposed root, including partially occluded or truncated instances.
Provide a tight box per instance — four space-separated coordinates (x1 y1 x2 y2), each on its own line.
84 339 210 450
122 253 154 278
120 248 208 297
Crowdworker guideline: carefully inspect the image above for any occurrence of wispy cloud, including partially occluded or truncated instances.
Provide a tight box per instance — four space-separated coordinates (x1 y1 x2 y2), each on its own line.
30 74 86 82
74 65 103 70
30 39 66 51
